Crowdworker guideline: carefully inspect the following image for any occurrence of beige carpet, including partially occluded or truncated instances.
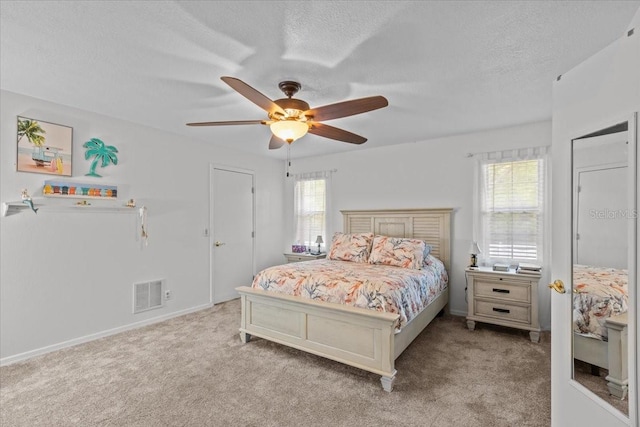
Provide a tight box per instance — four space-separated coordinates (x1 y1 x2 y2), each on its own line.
1 299 555 427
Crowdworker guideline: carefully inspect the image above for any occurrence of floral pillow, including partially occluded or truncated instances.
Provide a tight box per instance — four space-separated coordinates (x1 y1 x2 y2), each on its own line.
327 232 374 263
368 236 426 270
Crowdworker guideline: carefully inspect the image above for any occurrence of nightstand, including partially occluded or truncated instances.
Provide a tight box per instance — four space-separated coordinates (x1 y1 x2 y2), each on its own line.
465 267 541 342
284 253 326 263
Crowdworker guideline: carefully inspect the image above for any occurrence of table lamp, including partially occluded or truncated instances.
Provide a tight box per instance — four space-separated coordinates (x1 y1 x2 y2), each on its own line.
469 241 481 268
315 235 324 254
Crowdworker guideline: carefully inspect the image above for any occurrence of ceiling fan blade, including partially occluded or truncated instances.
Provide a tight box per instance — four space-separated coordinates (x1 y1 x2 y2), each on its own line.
269 135 285 150
221 76 286 116
186 120 265 127
308 122 367 144
304 96 388 121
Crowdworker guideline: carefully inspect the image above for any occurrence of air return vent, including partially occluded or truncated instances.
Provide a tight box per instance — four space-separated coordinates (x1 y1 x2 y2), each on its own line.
133 279 164 314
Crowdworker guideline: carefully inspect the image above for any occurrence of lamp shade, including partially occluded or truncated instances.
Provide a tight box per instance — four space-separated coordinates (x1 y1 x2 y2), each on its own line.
469 241 481 255
315 235 324 244
270 120 309 143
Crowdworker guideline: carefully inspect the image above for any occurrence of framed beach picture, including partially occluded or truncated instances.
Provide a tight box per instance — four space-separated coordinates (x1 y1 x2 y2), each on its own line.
16 116 73 176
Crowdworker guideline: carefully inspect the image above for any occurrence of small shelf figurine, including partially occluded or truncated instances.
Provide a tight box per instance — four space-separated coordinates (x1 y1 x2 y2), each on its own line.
126 199 136 208
21 189 38 214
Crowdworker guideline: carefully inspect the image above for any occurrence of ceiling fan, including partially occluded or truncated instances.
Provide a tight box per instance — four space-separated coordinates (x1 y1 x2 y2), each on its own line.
186 76 388 150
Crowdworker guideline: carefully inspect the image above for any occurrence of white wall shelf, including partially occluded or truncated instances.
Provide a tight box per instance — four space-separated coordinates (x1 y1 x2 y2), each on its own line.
2 199 138 217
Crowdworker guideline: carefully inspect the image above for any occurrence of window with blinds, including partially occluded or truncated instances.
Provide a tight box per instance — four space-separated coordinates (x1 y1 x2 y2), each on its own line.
294 178 326 248
480 158 545 263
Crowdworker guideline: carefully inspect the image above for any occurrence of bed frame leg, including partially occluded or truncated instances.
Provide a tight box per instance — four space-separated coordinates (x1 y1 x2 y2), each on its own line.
380 374 396 392
240 331 251 343
606 379 628 400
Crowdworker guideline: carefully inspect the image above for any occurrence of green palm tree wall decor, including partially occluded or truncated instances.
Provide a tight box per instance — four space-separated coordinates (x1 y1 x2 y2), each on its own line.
17 118 46 146
83 138 118 177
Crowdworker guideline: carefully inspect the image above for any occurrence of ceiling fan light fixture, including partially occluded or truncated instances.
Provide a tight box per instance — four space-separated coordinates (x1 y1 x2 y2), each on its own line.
270 120 309 143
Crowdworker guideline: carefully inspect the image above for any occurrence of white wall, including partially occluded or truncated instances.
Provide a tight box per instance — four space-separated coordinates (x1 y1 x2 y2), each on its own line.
0 90 285 362
284 120 552 327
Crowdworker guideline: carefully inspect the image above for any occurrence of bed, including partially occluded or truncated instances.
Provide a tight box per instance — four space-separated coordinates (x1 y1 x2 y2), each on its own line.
236 208 452 392
573 264 629 399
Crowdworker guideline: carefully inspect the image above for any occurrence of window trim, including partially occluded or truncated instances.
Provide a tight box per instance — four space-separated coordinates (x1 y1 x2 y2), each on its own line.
474 147 549 267
292 172 331 251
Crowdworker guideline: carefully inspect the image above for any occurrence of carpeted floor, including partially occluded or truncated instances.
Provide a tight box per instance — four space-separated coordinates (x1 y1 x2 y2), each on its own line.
573 360 628 415
2 298 555 427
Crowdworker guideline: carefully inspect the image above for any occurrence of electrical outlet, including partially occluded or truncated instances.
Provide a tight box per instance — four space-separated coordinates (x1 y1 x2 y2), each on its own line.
164 290 172 299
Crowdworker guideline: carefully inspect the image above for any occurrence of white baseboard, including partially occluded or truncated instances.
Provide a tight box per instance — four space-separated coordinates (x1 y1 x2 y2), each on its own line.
448 309 467 317
0 302 214 367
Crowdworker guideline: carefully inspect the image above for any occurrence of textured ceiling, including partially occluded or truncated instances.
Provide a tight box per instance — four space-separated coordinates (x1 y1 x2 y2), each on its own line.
1 1 638 160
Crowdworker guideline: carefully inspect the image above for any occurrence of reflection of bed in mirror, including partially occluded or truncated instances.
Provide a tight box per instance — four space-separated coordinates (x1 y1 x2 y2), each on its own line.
573 264 628 399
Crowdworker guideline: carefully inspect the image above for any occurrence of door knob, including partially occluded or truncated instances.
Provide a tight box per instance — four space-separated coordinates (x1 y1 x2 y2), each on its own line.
214 241 226 247
548 279 566 294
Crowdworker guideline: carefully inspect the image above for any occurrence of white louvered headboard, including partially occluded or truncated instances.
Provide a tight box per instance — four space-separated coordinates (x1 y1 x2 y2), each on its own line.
341 208 453 272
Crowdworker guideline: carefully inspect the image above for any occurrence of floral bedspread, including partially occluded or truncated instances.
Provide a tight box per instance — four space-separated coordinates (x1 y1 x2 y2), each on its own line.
573 264 628 341
252 254 448 331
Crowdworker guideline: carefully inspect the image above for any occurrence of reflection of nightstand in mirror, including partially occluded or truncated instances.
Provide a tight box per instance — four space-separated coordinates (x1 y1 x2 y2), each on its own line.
284 253 326 263
465 267 541 342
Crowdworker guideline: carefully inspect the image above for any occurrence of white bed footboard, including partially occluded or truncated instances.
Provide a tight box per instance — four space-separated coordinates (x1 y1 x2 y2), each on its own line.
573 312 628 399
237 286 400 391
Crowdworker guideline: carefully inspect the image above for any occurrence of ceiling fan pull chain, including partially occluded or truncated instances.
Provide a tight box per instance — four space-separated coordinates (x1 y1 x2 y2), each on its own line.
286 144 291 177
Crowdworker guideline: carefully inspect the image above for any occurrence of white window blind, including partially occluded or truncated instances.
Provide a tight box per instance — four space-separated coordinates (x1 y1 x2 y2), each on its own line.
476 147 548 265
294 176 327 248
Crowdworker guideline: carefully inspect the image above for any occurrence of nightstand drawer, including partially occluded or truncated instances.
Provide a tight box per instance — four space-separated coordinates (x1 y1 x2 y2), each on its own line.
284 253 326 263
474 280 530 303
287 255 310 262
474 300 531 324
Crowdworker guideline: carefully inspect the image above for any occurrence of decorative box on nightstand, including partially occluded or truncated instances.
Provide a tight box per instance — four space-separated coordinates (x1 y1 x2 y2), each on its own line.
465 267 541 343
284 252 326 263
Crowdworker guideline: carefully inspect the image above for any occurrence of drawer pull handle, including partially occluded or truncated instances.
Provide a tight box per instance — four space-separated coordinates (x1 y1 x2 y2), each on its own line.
493 288 510 294
493 308 510 314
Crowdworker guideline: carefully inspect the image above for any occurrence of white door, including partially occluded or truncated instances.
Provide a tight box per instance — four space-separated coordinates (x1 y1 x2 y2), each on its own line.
550 8 639 423
211 166 254 304
576 166 628 269
551 121 636 426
